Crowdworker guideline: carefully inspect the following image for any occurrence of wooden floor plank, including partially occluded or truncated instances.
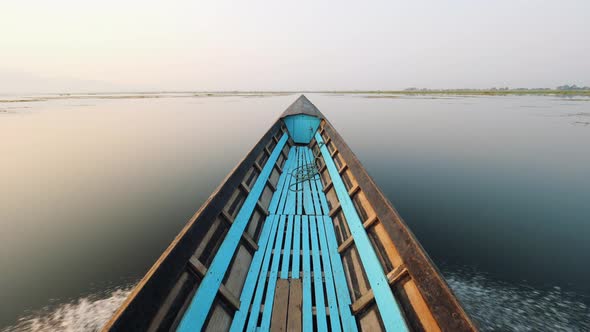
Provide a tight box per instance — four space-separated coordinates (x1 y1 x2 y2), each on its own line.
292 215 301 279
296 147 303 215
287 280 303 332
301 215 313 331
259 215 288 330
270 279 290 332
302 150 315 215
280 215 294 279
284 155 297 215
309 216 328 331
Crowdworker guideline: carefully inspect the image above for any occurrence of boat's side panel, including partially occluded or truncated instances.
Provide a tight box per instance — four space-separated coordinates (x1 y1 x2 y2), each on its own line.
315 132 409 332
177 133 289 331
312 120 477 332
103 120 293 332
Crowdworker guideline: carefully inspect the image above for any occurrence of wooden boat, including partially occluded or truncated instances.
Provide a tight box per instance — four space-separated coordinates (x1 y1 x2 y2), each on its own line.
104 95 476 332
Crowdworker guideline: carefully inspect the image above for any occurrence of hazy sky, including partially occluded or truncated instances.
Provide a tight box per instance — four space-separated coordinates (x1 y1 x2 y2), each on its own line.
1 0 589 92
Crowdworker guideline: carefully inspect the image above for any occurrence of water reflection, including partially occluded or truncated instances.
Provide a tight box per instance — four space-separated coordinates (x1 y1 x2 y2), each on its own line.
1 93 589 330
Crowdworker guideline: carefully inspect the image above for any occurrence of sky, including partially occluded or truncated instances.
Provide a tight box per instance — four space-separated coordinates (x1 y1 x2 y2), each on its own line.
1 0 589 93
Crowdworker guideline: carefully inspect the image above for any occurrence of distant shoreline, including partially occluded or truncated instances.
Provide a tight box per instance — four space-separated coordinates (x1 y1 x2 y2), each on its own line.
328 90 590 97
1 90 590 103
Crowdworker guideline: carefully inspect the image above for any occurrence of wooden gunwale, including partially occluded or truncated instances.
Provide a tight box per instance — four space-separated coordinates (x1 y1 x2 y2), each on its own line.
103 120 284 331
104 95 477 332
321 120 477 331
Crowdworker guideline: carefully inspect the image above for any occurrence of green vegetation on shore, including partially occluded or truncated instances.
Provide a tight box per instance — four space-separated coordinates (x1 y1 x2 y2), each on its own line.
2 88 590 104
328 89 590 97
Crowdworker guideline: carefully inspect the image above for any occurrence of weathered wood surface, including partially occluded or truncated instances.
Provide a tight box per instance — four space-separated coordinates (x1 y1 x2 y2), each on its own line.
103 121 284 332
105 95 476 332
287 280 303 332
270 279 290 332
322 120 477 331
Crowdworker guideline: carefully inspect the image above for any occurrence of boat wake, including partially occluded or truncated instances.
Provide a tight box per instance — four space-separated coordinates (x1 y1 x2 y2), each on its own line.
1 285 134 332
444 267 590 331
3 269 589 331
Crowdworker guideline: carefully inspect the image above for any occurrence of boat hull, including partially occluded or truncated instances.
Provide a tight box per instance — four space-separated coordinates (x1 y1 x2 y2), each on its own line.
103 96 476 332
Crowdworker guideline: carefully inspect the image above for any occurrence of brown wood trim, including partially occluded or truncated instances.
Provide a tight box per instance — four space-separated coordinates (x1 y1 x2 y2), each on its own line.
338 163 349 174
255 201 269 216
187 257 241 311
330 148 338 158
264 146 272 156
103 120 283 332
337 215 378 253
323 181 334 193
329 204 342 218
348 184 360 197
351 265 408 314
220 210 234 224
322 121 477 331
254 162 263 172
219 210 259 252
240 182 251 194
273 162 282 173
267 179 277 192
241 232 259 252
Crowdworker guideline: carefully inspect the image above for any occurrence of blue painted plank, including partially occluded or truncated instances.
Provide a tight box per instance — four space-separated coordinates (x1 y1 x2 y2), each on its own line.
321 216 358 332
280 215 294 279
177 133 288 332
242 214 282 332
301 215 313 331
277 148 297 215
315 133 408 332
302 161 315 215
312 150 331 214
309 216 328 331
275 147 297 215
229 214 280 331
259 215 288 331
296 147 303 215
269 148 297 214
316 215 344 332
292 215 301 279
282 150 297 215
303 148 323 215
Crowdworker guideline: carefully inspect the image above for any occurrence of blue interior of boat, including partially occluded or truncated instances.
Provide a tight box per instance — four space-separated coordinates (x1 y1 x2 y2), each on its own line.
282 114 322 144
176 114 408 331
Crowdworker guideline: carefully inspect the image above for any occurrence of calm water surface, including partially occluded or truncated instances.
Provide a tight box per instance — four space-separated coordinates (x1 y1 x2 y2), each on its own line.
1 93 589 331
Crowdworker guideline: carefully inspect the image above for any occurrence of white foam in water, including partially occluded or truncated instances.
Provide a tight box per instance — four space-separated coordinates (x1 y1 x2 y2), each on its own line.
3 270 590 331
444 267 590 331
2 285 134 332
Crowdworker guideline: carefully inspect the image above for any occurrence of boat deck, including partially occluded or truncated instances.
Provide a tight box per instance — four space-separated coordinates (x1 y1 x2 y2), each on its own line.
178 139 409 331
105 96 477 332
230 145 355 331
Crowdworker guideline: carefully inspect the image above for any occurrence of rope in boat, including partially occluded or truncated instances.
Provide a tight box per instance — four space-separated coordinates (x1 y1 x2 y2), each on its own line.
289 142 325 192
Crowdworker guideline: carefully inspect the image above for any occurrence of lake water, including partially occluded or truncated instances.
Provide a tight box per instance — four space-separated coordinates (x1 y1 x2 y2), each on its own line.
1 93 589 331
